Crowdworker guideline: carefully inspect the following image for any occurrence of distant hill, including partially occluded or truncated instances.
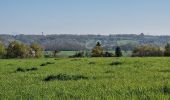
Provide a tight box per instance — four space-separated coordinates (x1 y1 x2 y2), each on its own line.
0 34 170 51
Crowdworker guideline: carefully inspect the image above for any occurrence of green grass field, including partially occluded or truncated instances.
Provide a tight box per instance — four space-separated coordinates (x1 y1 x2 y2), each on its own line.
1 57 170 99
57 51 77 57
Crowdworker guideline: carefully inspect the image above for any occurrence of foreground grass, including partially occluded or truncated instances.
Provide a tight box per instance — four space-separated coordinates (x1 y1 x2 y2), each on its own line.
0 57 170 99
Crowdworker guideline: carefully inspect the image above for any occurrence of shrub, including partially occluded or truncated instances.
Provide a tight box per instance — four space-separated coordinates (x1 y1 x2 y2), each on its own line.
44 74 88 81
16 68 25 72
110 61 123 65
16 67 38 72
30 43 43 58
26 67 38 71
46 62 55 64
40 62 55 66
103 51 114 57
89 62 96 64
6 41 30 58
163 85 170 94
40 63 47 66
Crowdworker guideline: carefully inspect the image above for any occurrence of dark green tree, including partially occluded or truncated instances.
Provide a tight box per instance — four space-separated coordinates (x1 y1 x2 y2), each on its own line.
164 43 170 56
115 46 122 57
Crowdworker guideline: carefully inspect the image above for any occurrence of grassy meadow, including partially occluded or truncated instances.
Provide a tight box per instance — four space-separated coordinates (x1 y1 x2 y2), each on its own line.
57 51 77 57
0 57 170 99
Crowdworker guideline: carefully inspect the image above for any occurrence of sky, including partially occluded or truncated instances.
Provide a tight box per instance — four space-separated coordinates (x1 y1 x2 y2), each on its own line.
0 0 170 35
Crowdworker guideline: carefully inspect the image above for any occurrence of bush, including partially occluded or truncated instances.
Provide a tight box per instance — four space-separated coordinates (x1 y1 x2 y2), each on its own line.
26 67 38 71
6 41 30 58
16 67 38 72
110 61 123 65
40 62 55 66
44 74 88 81
163 85 170 94
5 41 43 58
30 43 43 58
103 51 114 57
89 62 96 64
16 68 25 72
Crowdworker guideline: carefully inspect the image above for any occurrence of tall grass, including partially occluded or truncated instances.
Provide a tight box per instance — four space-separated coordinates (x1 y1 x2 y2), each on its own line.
0 57 170 99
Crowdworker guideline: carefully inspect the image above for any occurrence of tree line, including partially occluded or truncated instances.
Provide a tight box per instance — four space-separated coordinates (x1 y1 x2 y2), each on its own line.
132 43 170 57
0 40 170 58
0 41 43 58
1 34 170 51
90 42 170 57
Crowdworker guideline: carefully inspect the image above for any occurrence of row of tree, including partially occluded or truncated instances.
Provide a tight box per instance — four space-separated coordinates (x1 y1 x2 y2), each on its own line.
0 41 170 58
91 42 122 57
68 42 122 58
0 41 43 58
132 43 170 57
2 34 170 51
91 42 170 57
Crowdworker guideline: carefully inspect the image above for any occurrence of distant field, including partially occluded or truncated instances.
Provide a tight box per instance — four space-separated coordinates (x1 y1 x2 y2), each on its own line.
56 51 132 57
57 51 77 57
0 57 170 99
44 51 77 57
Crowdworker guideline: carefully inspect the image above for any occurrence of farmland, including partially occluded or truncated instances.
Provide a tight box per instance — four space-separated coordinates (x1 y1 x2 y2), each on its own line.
0 57 170 99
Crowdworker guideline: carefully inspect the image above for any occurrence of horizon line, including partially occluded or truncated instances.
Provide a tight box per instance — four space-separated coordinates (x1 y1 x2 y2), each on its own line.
0 33 170 36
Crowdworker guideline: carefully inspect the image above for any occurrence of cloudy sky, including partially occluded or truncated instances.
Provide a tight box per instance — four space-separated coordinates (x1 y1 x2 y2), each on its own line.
0 0 170 35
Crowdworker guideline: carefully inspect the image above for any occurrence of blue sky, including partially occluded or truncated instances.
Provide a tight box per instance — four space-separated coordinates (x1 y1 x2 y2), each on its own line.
0 0 170 35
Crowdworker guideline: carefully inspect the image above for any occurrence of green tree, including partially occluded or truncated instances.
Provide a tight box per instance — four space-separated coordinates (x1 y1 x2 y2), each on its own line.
0 43 6 58
6 41 28 58
115 46 122 57
30 43 43 58
164 43 170 56
6 41 29 58
91 42 103 57
19 43 30 58
132 45 163 57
